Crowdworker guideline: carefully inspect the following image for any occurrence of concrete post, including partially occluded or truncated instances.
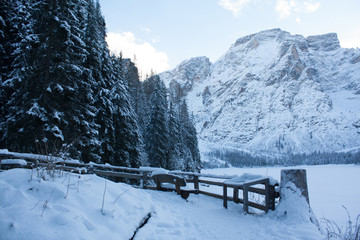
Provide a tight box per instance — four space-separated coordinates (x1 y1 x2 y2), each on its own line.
280 169 309 204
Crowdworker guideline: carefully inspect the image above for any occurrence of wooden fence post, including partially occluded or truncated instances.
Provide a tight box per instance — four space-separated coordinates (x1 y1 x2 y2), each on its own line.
142 171 149 189
223 185 228 209
243 186 249 213
268 184 278 211
194 175 199 194
233 187 239 203
264 178 270 213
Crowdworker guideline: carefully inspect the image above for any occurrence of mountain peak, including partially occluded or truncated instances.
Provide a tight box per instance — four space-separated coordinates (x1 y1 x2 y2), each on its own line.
234 29 340 52
306 33 340 51
159 56 211 92
234 28 285 47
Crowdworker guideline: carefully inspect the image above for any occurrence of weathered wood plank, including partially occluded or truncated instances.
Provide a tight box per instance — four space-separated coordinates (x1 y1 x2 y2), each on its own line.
199 179 223 186
93 170 142 180
225 178 269 188
94 165 143 173
247 187 266 195
199 190 224 200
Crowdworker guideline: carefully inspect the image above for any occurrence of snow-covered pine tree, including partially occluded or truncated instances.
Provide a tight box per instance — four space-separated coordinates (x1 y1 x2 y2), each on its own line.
120 59 146 135
0 0 16 146
83 0 115 164
110 56 141 168
0 0 37 152
0 4 5 143
133 84 148 140
179 100 201 172
0 0 145 167
2 0 98 160
82 0 142 167
70 0 100 163
144 76 169 168
121 59 140 108
120 58 150 167
0 1 13 127
95 82 115 165
167 102 184 170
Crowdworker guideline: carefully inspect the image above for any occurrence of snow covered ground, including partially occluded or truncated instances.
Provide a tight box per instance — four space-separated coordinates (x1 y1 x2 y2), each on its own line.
1 164 359 239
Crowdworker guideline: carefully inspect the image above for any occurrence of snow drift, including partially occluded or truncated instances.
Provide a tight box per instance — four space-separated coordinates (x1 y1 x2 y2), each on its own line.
0 168 324 240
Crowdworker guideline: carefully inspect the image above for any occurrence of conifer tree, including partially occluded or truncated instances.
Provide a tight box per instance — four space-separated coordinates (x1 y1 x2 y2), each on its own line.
0 0 16 145
167 102 184 170
0 0 150 169
145 76 169 168
121 59 147 135
0 0 99 160
0 0 36 152
0 5 6 141
111 56 141 167
179 100 201 172
81 0 111 163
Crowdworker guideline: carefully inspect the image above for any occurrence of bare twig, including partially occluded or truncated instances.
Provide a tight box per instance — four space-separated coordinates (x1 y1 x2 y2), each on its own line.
64 174 71 199
41 190 54 217
30 200 41 210
322 206 360 240
101 179 107 214
113 189 129 204
30 168 34 182
77 175 80 193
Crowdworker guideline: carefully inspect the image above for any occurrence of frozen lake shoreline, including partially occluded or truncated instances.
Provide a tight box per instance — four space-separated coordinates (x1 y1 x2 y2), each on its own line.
202 164 360 226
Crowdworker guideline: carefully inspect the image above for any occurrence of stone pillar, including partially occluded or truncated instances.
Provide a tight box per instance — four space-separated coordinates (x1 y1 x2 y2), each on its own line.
280 169 309 204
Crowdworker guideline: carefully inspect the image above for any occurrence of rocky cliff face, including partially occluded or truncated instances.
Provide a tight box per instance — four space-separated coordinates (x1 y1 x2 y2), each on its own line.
160 29 360 156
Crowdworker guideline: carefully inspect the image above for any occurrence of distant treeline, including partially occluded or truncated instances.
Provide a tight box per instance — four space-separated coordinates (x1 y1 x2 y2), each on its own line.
205 149 360 168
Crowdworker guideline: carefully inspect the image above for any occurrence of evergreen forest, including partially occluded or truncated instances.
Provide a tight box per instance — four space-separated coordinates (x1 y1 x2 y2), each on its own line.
0 0 201 172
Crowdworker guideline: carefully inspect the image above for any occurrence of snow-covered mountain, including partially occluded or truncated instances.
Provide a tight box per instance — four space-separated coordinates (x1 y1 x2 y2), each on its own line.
160 29 360 157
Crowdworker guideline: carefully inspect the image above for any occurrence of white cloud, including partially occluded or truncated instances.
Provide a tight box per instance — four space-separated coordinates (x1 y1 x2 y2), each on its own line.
141 27 152 33
339 30 360 49
275 0 294 19
106 32 170 77
275 0 320 19
218 0 252 17
303 1 321 12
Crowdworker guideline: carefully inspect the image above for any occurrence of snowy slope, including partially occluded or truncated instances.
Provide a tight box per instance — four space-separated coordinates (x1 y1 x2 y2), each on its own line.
0 168 324 240
0 169 154 240
160 29 360 156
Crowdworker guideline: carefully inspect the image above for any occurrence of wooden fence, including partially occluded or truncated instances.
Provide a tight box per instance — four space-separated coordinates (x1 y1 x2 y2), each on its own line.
171 172 279 213
0 151 279 214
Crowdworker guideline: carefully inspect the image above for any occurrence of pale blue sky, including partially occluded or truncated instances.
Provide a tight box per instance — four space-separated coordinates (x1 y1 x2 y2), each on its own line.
99 0 360 76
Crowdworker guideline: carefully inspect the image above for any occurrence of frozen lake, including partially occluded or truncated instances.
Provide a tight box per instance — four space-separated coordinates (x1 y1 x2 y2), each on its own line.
202 164 360 227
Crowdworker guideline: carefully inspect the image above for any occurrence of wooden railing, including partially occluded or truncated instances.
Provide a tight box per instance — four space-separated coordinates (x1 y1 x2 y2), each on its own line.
0 151 279 213
167 172 279 213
